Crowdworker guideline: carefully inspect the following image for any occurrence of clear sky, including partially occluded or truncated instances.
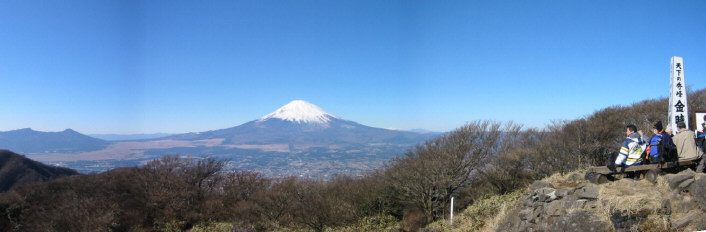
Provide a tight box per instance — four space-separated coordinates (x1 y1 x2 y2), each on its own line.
1 1 705 134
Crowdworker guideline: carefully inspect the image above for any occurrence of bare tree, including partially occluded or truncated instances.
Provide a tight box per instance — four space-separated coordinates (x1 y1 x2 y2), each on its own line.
385 120 505 224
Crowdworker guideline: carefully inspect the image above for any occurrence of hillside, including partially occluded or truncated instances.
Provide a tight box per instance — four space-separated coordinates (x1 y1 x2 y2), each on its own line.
417 88 706 231
428 169 706 231
0 150 79 192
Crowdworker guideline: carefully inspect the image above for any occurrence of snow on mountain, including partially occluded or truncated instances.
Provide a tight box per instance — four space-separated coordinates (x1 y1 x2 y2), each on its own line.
258 100 340 124
164 99 437 146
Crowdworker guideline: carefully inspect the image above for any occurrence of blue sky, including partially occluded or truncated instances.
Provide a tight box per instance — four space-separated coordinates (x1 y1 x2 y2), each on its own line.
1 1 706 134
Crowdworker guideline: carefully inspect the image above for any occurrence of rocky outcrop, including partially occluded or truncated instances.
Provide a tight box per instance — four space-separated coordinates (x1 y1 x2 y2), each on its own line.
499 180 610 232
498 169 706 231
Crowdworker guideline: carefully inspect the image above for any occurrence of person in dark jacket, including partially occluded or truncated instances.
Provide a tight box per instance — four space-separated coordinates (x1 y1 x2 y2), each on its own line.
648 121 675 163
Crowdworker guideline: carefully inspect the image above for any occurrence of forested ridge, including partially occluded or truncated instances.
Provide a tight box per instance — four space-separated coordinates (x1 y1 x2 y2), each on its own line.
2 89 706 231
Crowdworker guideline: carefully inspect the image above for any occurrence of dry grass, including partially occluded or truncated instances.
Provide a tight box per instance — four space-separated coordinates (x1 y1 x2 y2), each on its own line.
424 190 523 232
325 214 399 232
597 179 666 214
423 169 589 232
542 168 587 189
482 192 522 232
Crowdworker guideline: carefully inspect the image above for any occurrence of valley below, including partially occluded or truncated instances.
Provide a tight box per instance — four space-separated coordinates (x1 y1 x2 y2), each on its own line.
27 138 414 177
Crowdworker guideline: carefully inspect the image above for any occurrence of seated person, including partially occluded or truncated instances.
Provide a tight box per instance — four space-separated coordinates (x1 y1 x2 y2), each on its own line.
673 121 706 172
647 121 675 163
614 124 646 168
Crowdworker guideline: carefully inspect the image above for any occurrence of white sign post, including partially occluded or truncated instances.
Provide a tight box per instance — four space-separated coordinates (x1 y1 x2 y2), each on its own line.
450 197 454 226
669 56 688 133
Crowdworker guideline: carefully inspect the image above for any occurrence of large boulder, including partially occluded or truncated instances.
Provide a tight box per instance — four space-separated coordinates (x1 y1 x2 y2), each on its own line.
533 187 559 202
690 174 706 210
665 169 696 190
575 186 599 200
671 210 703 229
610 209 650 230
549 210 611 232
545 200 567 216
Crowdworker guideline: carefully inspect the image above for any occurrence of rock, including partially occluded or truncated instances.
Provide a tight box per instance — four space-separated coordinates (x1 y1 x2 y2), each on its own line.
534 187 556 195
695 172 705 180
665 170 695 189
562 199 587 210
516 221 533 232
689 174 706 210
530 181 555 190
645 169 660 183
672 210 702 229
530 205 544 223
610 210 647 230
678 178 695 190
680 198 698 212
519 209 532 221
555 188 573 198
575 186 599 200
534 188 558 202
562 194 578 202
549 210 611 232
544 191 558 202
545 200 566 216
678 168 696 175
522 196 533 207
585 200 600 209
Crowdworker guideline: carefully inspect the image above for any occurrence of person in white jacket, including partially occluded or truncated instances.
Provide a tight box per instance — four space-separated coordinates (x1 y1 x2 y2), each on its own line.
615 124 646 167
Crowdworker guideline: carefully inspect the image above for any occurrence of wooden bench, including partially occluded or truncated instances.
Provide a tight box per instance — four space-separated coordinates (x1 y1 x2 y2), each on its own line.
585 159 699 184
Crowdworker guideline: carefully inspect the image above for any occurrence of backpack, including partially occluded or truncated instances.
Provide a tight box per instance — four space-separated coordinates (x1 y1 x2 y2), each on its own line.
606 152 619 172
662 137 678 162
647 134 665 164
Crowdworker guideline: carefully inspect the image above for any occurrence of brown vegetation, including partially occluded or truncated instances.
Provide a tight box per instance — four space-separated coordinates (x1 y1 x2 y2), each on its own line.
0 150 78 192
1 89 704 231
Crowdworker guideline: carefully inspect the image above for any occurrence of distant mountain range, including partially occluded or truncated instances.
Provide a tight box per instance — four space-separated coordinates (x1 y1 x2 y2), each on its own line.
5 100 439 176
88 133 173 141
0 128 109 154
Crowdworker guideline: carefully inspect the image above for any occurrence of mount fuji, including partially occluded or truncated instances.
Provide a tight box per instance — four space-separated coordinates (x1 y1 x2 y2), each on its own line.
167 100 431 146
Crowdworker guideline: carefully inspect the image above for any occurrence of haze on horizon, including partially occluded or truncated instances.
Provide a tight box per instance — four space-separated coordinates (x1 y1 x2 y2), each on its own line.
1 1 705 134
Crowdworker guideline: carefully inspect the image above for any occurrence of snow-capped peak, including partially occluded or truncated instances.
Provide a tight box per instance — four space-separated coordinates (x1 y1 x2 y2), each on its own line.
259 100 339 124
